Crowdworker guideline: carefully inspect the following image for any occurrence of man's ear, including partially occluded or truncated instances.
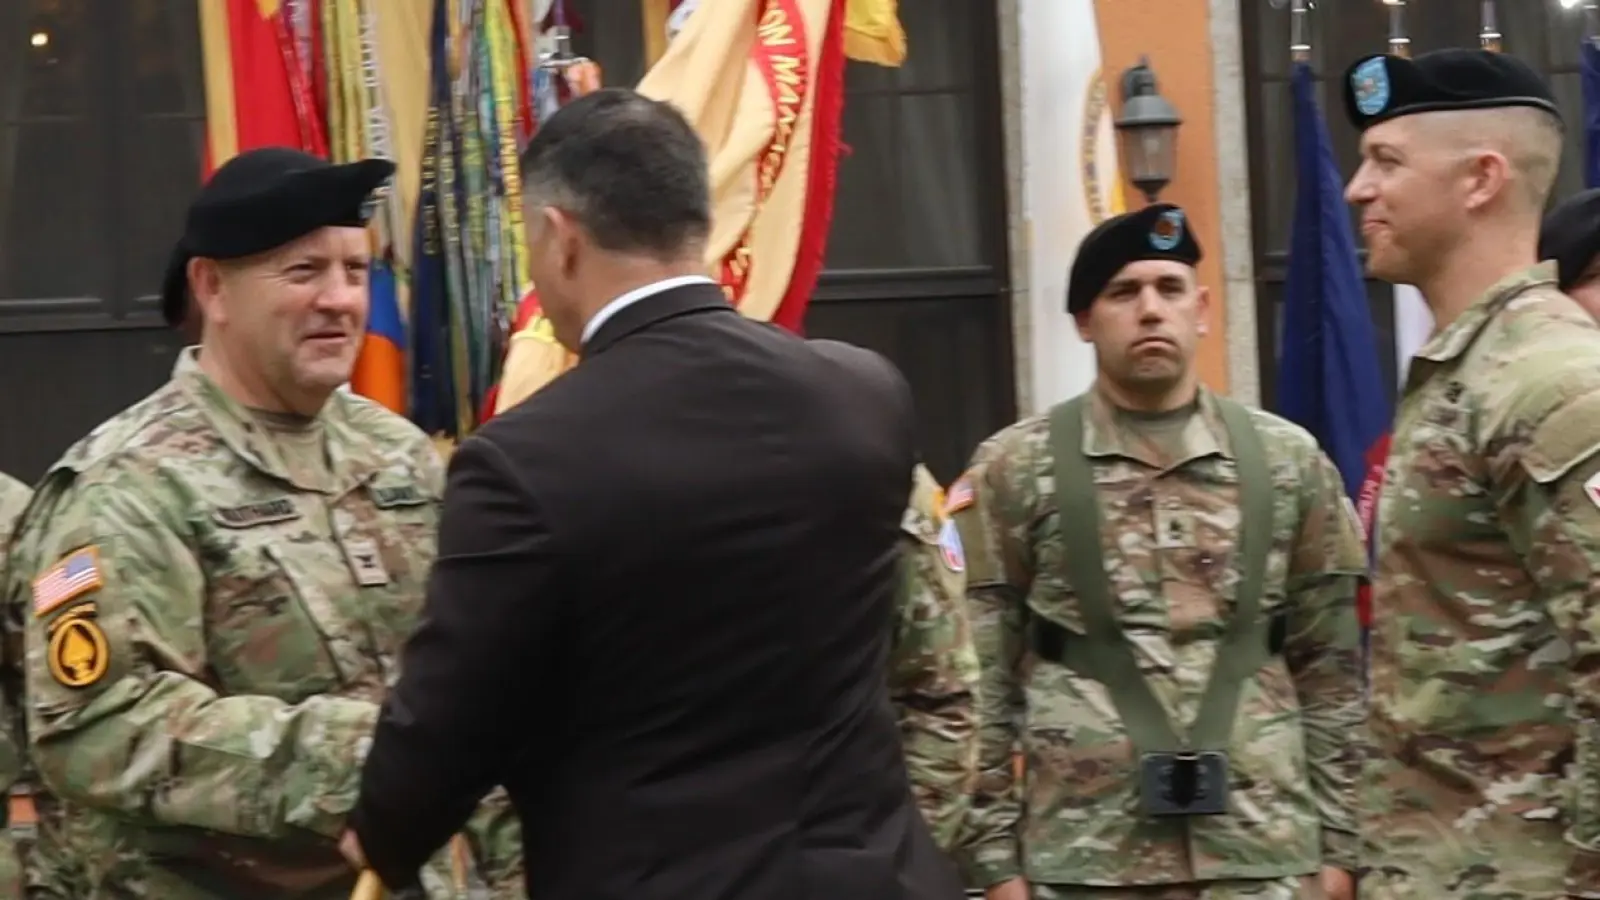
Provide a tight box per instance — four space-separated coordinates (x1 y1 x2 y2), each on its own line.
187 258 226 326
1195 284 1211 338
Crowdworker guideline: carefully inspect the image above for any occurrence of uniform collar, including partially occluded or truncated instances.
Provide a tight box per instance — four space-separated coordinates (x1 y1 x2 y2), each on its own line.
1082 385 1230 470
1413 261 1558 366
170 348 387 495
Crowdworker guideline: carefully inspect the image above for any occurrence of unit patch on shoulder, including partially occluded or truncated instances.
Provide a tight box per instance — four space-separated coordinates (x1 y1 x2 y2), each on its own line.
938 518 966 574
33 547 103 618
944 476 975 516
47 611 109 689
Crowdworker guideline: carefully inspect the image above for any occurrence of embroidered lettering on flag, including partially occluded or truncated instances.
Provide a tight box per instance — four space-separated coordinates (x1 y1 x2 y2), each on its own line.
33 547 104 618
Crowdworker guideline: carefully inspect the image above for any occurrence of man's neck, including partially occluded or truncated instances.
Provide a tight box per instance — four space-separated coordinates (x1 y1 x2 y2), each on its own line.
1095 375 1200 414
1414 229 1537 332
196 345 328 419
574 260 711 336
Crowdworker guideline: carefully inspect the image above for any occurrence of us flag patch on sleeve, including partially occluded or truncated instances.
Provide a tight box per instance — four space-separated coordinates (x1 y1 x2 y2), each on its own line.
944 476 975 516
33 547 103 618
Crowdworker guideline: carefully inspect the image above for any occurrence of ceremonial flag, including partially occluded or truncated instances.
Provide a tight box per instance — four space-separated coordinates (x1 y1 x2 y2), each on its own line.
1583 38 1600 188
351 264 408 414
197 0 326 177
1276 62 1391 635
492 0 861 417
1018 0 1126 410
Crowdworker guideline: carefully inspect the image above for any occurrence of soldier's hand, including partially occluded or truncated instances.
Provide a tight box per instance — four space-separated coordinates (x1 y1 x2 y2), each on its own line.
985 876 1029 900
1319 866 1354 900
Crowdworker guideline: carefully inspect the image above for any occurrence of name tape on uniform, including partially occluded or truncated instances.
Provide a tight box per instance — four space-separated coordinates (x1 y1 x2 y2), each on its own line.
33 546 103 618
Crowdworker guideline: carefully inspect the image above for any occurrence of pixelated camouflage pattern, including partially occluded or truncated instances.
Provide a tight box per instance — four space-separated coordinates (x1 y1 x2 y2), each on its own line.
892 463 980 853
0 471 32 899
0 350 521 899
1364 263 1600 900
954 388 1366 890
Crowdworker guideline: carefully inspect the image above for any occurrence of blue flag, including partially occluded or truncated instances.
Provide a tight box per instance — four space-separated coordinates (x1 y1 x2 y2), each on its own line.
1276 62 1391 502
1582 40 1600 189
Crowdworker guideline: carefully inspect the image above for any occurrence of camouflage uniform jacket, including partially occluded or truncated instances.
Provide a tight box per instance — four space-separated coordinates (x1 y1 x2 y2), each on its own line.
952 387 1367 889
1365 263 1600 899
0 471 31 899
892 463 980 853
1 350 520 899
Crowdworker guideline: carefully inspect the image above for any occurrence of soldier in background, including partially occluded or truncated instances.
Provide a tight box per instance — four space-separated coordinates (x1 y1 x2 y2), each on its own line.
0 471 31 897
1538 186 1600 317
894 463 979 855
1344 48 1600 898
953 203 1365 900
1 148 519 898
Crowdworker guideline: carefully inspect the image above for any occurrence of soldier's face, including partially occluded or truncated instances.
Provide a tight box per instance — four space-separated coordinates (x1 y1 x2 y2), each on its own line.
1347 116 1465 284
1077 260 1208 396
200 226 371 409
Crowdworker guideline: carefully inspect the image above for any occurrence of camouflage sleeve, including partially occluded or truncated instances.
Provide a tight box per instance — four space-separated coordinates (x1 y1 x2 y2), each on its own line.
1501 386 1600 895
1283 449 1367 872
948 438 1034 888
888 483 978 855
13 479 376 841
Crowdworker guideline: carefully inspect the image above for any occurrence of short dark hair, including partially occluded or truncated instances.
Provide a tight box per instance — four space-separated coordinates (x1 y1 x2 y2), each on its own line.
519 89 711 259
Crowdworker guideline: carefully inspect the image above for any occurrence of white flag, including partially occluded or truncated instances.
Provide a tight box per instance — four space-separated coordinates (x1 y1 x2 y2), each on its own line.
1017 0 1127 412
1392 283 1433 388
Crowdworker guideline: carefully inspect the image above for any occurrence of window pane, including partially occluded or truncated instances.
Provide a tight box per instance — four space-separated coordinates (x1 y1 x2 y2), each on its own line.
124 118 203 303
129 0 204 116
0 122 109 302
10 0 91 118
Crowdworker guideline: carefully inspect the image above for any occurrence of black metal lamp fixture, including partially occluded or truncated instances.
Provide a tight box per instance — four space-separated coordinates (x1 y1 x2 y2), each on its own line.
1114 57 1183 205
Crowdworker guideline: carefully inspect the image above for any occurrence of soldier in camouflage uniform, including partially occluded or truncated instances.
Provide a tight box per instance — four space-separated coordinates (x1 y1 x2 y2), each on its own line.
1343 49 1600 899
894 463 980 853
0 148 519 898
952 203 1366 900
0 471 31 898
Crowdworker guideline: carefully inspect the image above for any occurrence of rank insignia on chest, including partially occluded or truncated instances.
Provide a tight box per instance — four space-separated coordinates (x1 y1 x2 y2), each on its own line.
212 498 300 529
33 547 103 618
340 536 391 587
938 518 966 573
46 606 109 689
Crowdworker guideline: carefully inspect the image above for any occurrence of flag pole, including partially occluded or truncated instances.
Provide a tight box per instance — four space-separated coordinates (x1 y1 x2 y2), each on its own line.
1383 0 1411 59
1290 0 1311 64
1480 0 1502 52
1587 1 1600 47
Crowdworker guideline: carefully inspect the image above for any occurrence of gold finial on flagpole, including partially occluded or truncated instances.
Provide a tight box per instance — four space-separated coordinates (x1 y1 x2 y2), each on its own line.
1290 0 1312 64
1382 0 1411 59
1480 0 1502 52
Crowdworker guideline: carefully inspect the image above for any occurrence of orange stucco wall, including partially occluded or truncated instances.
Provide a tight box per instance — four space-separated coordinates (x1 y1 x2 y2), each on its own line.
1095 0 1229 393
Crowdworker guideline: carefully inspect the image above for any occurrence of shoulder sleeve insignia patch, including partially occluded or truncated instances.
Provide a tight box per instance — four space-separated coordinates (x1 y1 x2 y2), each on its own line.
938 518 966 573
47 611 110 689
943 476 975 516
33 547 103 618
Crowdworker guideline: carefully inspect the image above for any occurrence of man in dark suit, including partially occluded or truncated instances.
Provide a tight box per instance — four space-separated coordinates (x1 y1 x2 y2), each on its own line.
341 88 966 900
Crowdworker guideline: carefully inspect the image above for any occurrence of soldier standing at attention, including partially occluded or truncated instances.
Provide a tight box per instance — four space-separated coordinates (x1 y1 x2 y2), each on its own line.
0 471 31 897
0 148 519 898
1344 49 1600 899
896 462 980 854
951 203 1367 900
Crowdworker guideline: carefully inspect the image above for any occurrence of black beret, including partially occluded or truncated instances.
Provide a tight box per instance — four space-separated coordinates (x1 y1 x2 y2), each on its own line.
160 147 395 326
1066 203 1203 315
1540 188 1600 292
1342 48 1559 132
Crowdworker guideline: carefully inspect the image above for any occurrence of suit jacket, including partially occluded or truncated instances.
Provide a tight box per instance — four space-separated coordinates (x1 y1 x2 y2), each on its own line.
350 283 965 900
